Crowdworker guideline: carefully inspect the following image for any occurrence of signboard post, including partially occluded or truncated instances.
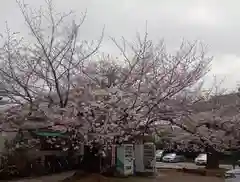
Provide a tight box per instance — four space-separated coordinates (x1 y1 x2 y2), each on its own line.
134 142 156 175
116 144 134 176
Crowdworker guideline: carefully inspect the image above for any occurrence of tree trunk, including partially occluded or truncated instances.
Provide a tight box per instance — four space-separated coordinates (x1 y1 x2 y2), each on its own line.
206 147 219 169
80 146 101 173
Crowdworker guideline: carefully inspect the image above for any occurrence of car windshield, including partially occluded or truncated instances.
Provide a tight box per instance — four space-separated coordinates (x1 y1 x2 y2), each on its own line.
226 169 240 175
198 154 206 158
156 150 163 155
165 153 176 157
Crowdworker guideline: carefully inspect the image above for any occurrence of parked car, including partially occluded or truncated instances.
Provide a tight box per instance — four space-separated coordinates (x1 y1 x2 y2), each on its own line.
155 150 164 162
236 160 240 167
162 153 185 163
225 169 240 182
194 153 207 165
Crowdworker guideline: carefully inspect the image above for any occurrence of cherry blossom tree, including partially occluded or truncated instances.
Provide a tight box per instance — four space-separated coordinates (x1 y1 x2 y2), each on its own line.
0 0 103 172
190 90 240 169
0 0 215 174
0 0 103 110
0 35 212 138
155 80 240 169
1 0 238 173
64 33 211 147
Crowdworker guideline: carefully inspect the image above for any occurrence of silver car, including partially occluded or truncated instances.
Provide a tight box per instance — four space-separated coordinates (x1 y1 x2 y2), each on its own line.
156 150 164 162
225 169 240 182
194 153 207 165
162 153 185 163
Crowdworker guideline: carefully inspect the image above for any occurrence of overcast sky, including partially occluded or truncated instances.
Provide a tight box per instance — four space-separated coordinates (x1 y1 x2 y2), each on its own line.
1 0 240 90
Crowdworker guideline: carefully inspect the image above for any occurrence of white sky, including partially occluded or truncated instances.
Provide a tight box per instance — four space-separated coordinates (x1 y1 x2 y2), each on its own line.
1 0 240 91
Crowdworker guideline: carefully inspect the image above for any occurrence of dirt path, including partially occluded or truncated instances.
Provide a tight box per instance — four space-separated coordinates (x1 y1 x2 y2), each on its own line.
1 170 224 182
156 171 224 182
3 171 75 182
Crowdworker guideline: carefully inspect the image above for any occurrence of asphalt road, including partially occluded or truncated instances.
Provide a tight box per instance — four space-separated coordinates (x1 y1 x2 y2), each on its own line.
156 162 233 170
